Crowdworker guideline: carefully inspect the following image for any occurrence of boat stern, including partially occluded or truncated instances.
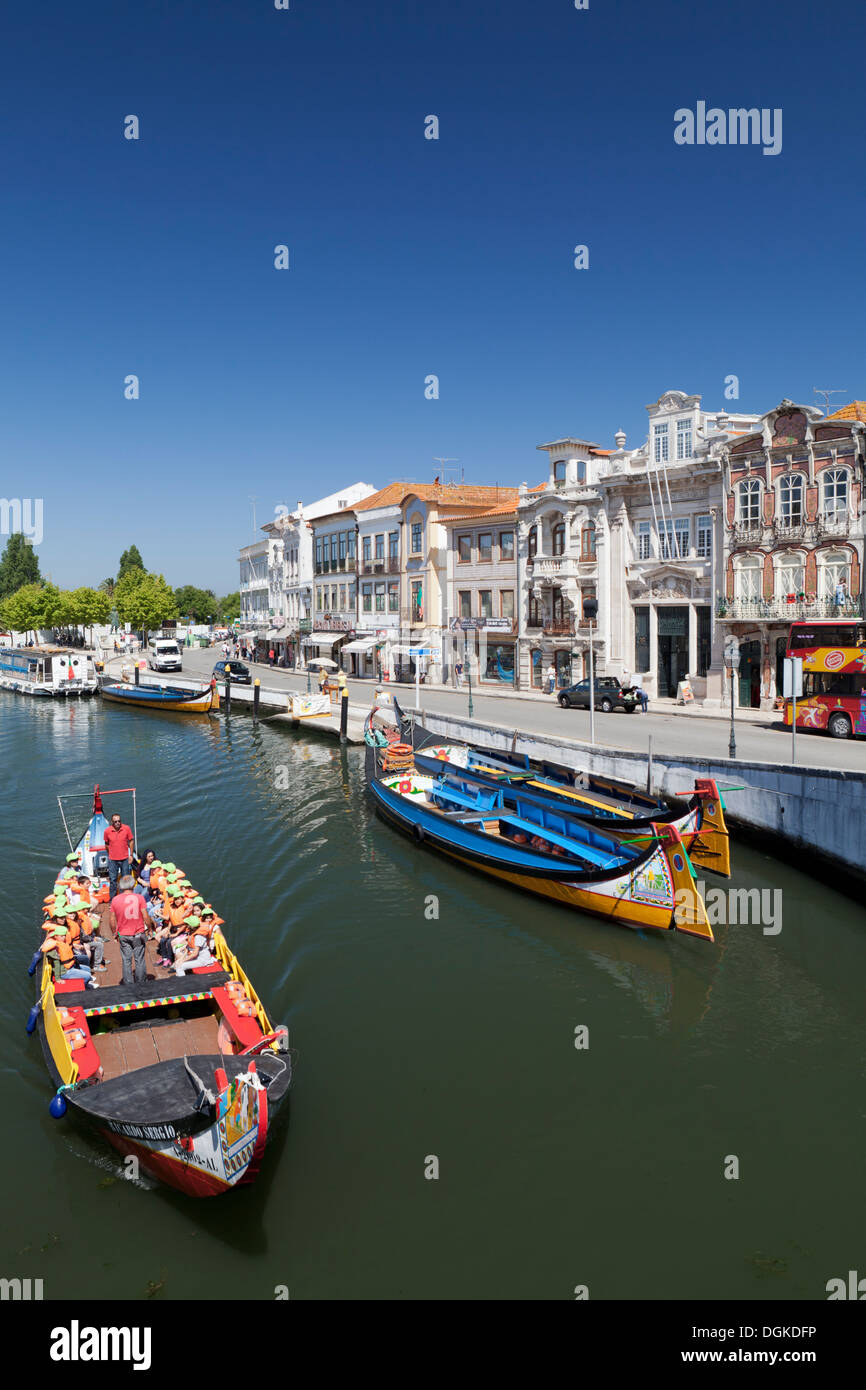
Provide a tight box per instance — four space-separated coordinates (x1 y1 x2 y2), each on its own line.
689 778 731 878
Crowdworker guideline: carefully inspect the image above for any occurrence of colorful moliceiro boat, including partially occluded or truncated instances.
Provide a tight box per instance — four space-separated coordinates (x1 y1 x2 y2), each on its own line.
99 679 219 713
29 787 291 1196
409 737 731 877
0 646 97 696
365 741 714 941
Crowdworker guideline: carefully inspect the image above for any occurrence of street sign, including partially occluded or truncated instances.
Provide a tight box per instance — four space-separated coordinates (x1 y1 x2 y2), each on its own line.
413 648 441 658
724 636 741 669
782 656 803 699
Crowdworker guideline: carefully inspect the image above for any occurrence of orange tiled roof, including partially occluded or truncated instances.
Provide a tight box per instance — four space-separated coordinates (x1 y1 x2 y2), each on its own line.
443 502 519 523
353 482 517 513
825 401 866 422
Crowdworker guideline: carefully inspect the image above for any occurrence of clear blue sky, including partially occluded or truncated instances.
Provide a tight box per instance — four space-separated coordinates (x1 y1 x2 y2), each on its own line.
1 0 862 594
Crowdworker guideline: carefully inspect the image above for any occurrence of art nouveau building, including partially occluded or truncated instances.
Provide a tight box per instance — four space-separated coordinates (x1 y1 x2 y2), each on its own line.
712 399 866 708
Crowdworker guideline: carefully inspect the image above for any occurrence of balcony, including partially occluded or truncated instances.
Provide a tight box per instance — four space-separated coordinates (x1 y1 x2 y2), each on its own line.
815 513 851 538
315 559 356 575
526 554 588 580
717 596 863 621
400 606 426 626
731 522 764 545
542 621 576 637
772 518 806 541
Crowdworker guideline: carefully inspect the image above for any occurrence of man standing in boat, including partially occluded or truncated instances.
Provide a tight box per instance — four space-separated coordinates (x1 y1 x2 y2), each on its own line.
104 811 135 900
110 874 149 985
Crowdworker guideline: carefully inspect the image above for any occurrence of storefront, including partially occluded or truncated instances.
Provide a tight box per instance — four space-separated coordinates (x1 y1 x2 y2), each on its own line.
302 630 352 668
450 618 516 686
340 634 385 679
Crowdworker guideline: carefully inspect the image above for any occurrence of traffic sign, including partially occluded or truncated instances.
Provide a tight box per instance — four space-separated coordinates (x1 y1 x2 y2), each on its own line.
782 656 803 698
724 636 741 669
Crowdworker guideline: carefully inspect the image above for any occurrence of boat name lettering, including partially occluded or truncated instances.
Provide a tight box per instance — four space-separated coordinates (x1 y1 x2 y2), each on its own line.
106 1120 177 1141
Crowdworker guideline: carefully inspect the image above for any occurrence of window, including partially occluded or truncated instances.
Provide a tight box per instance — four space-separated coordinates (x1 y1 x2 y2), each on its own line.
737 479 761 525
581 521 597 560
676 418 692 460
330 535 338 564
634 606 650 673
696 514 712 559
362 536 371 563
531 650 543 688
819 550 851 599
576 460 586 485
479 590 493 618
362 584 372 613
316 588 323 611
734 555 763 601
552 586 565 624
636 520 652 560
581 587 596 620
552 521 566 556
459 590 472 618
528 528 538 560
553 460 566 483
411 522 423 554
822 469 848 521
374 583 385 612
349 583 356 609
500 590 514 619
411 580 423 621
315 537 323 572
347 531 356 560
375 534 385 560
330 586 337 609
500 531 514 561
779 475 804 525
457 534 472 563
660 519 689 559
388 531 399 560
339 532 347 562
388 583 399 612
339 584 347 610
653 423 669 463
776 555 805 599
528 595 542 627
478 533 493 562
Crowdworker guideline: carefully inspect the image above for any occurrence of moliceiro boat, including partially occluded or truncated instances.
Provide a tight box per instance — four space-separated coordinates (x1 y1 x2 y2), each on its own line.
0 646 97 697
365 733 714 941
99 679 219 713
407 733 731 878
27 787 291 1196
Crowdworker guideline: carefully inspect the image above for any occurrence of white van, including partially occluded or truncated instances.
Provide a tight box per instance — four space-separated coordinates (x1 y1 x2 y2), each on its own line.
148 638 183 672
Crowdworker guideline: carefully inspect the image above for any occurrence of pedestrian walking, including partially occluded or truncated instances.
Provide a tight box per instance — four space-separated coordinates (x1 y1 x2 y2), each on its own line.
268 647 275 666
455 661 463 688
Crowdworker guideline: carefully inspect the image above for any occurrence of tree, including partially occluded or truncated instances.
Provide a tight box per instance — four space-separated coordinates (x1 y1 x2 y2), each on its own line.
118 545 144 580
0 533 41 599
217 592 240 622
99 577 116 597
174 585 217 624
0 582 61 641
114 570 177 647
65 587 111 644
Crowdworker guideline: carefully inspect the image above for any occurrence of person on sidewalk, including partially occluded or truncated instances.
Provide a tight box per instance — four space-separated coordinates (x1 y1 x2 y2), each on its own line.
546 663 556 695
455 661 463 688
633 682 649 714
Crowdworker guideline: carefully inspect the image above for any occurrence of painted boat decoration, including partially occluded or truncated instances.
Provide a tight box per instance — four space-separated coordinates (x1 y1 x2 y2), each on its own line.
364 733 714 941
27 786 291 1197
0 645 97 697
99 680 219 714
407 734 731 878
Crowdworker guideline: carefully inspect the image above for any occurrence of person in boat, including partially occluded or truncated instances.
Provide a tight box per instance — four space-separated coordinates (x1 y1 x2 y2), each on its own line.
133 848 157 899
41 921 97 988
109 874 149 986
104 813 135 901
173 917 218 975
56 851 83 883
66 903 106 972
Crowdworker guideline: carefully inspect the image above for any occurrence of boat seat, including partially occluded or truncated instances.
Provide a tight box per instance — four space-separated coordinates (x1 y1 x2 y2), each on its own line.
432 784 499 814
57 1005 101 1080
211 986 264 1049
495 813 624 868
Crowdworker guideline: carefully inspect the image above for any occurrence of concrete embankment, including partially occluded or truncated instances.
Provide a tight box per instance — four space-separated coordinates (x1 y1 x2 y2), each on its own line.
415 707 866 886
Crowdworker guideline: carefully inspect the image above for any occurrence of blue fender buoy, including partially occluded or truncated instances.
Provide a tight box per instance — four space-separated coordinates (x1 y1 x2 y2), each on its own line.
49 1094 67 1119
27 950 42 976
25 1005 41 1035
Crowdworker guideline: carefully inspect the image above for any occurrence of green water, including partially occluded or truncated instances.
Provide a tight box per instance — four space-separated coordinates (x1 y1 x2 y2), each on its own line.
1 697 862 1300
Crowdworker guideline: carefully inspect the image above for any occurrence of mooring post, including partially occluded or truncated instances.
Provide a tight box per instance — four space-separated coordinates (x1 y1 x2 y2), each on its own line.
134 663 140 687
340 685 349 743
224 671 231 715
253 678 260 724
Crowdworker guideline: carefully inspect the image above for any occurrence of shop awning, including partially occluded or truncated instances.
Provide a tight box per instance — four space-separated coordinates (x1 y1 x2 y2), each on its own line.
342 637 379 654
266 629 281 640
302 632 346 647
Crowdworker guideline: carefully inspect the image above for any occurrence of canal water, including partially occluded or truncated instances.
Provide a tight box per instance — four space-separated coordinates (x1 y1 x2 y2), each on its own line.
1 696 862 1300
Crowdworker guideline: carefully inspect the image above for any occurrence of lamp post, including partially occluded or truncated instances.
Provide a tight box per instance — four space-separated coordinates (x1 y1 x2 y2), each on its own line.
724 636 740 759
583 597 599 745
464 630 474 719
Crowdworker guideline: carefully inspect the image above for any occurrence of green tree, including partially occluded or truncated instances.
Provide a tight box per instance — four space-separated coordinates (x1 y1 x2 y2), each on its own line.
99 576 116 597
0 533 41 599
0 582 62 640
65 587 111 644
114 570 177 647
217 592 240 622
174 585 217 624
118 545 145 580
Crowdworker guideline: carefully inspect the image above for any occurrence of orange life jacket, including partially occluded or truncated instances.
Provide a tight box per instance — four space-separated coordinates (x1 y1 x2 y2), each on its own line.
169 903 189 929
44 937 75 965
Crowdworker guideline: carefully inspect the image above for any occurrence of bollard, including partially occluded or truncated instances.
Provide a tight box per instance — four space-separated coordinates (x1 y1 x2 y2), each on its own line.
253 679 260 724
340 685 349 743
224 672 231 714
134 664 140 686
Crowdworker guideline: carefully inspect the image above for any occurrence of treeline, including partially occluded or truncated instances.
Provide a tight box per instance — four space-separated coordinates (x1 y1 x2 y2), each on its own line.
0 534 240 641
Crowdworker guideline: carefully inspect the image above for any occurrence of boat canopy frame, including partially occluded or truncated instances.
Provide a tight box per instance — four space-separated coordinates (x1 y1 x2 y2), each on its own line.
56 785 138 855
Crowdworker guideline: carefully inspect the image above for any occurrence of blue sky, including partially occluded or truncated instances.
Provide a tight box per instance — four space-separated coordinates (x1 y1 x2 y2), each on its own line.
1 0 862 593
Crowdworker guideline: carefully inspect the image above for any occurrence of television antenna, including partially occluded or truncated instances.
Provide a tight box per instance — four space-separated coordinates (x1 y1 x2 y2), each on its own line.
433 457 461 484
813 388 847 417
249 495 258 539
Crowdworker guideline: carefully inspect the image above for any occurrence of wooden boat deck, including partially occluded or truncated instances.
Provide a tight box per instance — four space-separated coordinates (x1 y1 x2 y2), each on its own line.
93 1015 222 1082
89 904 172 989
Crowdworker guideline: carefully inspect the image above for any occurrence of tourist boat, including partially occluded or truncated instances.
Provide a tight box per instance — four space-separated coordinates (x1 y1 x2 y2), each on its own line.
365 732 714 941
99 679 219 714
408 734 731 878
0 645 97 697
27 786 292 1197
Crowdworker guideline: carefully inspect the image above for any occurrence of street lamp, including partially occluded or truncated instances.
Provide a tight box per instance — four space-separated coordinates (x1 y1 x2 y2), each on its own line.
583 597 599 745
724 636 741 758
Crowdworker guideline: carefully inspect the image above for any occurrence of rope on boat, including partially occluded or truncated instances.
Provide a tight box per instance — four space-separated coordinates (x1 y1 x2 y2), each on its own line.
183 1056 216 1112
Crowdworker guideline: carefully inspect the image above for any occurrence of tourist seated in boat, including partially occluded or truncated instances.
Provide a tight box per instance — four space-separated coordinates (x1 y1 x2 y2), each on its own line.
173 917 218 976
133 849 158 899
56 851 83 882
40 920 97 988
75 907 107 972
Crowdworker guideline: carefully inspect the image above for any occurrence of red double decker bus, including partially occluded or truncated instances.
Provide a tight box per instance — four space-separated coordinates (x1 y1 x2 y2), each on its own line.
784 619 866 739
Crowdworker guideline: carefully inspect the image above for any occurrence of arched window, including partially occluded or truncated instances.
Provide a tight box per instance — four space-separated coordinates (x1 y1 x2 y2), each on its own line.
581 521 597 560
821 468 848 521
530 649 543 688
553 460 566 484
774 551 805 600
737 478 761 525
779 474 804 525
818 549 850 600
555 650 571 686
733 554 763 601
552 521 566 556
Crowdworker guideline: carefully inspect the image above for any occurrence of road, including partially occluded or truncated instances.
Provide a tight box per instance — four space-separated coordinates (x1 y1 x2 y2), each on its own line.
177 647 862 772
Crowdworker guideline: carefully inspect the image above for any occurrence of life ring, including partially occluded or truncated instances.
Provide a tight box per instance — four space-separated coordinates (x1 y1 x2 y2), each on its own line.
390 743 412 757
413 824 425 844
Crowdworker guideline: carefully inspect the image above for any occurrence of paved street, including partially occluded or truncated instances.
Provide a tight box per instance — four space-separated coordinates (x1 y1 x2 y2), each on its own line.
175 647 863 772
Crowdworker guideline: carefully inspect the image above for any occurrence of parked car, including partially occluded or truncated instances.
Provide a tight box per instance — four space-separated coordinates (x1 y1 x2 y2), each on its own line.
558 677 637 713
212 660 252 685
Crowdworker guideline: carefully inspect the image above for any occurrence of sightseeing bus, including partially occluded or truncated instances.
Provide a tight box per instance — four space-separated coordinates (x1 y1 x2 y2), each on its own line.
783 619 866 739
